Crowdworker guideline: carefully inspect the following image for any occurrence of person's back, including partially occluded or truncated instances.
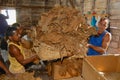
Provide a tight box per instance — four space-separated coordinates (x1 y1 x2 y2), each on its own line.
0 11 9 36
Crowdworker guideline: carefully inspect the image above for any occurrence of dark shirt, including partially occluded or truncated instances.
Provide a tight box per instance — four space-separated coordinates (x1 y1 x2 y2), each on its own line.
0 14 8 35
0 55 6 74
0 38 8 50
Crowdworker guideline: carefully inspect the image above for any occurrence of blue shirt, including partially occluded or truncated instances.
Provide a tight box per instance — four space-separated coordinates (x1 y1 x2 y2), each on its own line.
87 30 107 55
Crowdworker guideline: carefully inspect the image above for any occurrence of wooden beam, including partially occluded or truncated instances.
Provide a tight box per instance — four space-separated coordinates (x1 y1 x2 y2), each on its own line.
0 5 53 9
84 14 110 18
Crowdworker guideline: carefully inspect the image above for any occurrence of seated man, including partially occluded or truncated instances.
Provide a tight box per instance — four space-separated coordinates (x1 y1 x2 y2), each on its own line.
87 17 112 55
6 27 39 73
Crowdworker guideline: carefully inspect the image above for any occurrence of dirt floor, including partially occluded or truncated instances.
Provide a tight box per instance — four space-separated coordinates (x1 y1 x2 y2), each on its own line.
61 76 84 80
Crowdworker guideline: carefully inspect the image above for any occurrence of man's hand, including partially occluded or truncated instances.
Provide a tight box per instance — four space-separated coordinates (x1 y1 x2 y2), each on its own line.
5 9 9 19
32 55 40 64
5 10 8 14
87 44 91 47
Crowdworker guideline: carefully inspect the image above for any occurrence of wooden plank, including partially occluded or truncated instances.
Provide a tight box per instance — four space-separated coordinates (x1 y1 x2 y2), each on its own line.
110 9 120 15
111 2 120 9
0 5 53 9
84 14 109 19
116 56 120 71
82 59 105 80
104 72 120 80
82 55 120 80
86 56 119 72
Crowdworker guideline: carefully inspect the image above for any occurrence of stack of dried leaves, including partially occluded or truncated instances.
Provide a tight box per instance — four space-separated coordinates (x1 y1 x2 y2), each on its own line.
28 6 97 60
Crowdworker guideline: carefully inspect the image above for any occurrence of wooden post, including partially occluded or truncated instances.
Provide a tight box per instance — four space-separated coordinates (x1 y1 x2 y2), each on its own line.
91 0 96 12
106 0 111 32
80 0 84 15
69 0 75 8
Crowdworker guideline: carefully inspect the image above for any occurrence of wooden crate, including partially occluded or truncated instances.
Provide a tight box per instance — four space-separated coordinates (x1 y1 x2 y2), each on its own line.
82 55 120 80
48 58 83 80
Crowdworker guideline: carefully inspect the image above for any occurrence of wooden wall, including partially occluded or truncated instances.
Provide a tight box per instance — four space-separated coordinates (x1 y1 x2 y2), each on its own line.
107 0 120 54
0 0 55 27
16 0 55 27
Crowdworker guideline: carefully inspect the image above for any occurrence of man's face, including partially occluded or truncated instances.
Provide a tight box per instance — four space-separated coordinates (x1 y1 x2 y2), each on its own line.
97 19 107 34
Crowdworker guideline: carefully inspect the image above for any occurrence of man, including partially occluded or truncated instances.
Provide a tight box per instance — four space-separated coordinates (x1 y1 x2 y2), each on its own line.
6 27 39 73
0 9 9 68
87 17 112 55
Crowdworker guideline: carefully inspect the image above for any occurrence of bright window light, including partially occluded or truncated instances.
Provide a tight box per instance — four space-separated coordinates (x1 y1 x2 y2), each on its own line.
1 9 16 25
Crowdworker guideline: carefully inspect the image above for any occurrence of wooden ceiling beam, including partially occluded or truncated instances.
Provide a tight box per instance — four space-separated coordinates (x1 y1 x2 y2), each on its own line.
0 5 53 9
